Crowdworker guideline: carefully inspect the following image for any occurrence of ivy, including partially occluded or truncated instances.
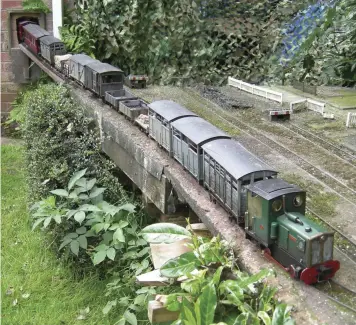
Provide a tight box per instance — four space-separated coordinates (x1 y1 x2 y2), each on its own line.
22 0 51 13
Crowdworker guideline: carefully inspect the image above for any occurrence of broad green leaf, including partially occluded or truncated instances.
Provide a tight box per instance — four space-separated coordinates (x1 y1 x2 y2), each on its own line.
197 282 217 325
219 280 243 306
124 310 137 325
183 305 197 325
107 247 116 261
118 203 136 213
78 235 88 249
271 304 295 325
78 194 89 200
74 211 86 224
43 217 52 229
59 238 72 250
114 318 125 325
76 226 87 234
258 311 271 325
68 169 87 190
160 251 200 278
50 189 69 197
114 318 126 325
68 191 78 199
86 178 97 191
32 218 45 230
89 187 106 198
70 240 80 256
63 232 79 240
93 250 107 265
212 266 224 285
53 214 62 224
113 227 125 243
119 220 129 228
79 204 101 212
141 223 191 244
103 300 117 315
92 223 105 233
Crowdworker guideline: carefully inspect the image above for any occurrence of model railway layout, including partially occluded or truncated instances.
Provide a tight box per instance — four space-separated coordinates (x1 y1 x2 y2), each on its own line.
19 21 341 285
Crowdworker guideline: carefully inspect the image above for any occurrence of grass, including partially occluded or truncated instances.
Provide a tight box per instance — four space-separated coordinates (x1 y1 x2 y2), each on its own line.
1 145 125 325
327 96 356 107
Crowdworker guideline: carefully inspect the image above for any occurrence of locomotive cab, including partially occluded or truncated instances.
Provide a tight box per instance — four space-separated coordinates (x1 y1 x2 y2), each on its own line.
246 178 340 284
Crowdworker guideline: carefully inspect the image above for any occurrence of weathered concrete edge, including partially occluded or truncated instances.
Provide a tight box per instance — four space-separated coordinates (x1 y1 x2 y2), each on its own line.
70 87 171 213
27 53 345 324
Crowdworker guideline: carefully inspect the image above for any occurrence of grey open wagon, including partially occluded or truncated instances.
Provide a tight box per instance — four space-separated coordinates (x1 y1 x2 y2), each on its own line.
105 90 137 110
171 116 230 180
202 139 277 219
148 100 197 154
39 35 66 65
119 99 148 121
84 62 125 97
69 54 98 85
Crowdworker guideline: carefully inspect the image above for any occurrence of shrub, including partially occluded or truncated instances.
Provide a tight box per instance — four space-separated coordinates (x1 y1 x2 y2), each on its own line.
21 83 127 203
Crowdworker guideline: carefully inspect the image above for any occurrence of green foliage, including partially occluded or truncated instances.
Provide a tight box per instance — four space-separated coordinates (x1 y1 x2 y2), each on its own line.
141 222 192 244
22 0 51 13
31 169 153 323
1 145 133 324
141 223 294 325
21 83 126 203
271 0 356 86
31 169 148 266
60 0 313 85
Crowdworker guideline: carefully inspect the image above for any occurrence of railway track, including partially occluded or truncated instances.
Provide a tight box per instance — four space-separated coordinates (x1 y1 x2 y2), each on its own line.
188 89 356 205
307 207 356 256
317 280 356 314
283 122 356 167
185 88 356 249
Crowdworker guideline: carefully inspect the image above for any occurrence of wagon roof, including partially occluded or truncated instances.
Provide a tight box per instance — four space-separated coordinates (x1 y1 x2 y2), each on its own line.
202 139 277 181
40 35 63 45
148 100 197 122
171 116 230 145
246 178 303 200
85 61 123 74
70 54 98 65
23 24 50 38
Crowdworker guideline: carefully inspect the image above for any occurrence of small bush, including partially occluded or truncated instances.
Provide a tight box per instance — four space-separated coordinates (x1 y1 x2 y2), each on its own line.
21 83 127 203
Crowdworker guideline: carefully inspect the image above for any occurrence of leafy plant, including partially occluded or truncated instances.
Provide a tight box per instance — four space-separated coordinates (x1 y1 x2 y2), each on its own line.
141 223 295 325
22 0 51 13
31 169 148 266
19 83 127 203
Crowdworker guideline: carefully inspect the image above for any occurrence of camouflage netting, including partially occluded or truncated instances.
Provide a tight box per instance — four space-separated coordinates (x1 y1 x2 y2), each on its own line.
61 0 355 86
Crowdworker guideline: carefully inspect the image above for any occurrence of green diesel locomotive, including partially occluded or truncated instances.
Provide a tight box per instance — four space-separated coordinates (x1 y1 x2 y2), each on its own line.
245 179 340 284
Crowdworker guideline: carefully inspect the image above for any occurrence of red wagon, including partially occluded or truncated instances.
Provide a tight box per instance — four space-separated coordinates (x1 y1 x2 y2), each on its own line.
22 23 49 55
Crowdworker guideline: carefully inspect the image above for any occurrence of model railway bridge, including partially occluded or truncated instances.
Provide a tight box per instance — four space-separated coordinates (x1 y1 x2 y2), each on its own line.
18 44 356 325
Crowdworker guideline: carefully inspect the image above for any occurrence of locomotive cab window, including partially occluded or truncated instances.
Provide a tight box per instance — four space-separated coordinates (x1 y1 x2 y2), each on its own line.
293 194 303 207
272 199 282 212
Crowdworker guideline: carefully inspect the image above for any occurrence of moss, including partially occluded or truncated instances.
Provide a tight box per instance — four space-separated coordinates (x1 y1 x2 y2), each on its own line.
328 96 356 107
281 173 338 218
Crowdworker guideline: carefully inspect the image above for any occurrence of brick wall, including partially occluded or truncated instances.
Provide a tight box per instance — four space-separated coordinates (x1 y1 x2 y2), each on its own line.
1 0 53 121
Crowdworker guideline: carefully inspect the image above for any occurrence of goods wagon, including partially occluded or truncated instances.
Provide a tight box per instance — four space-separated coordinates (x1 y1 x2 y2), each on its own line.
40 36 66 65
85 62 125 97
171 116 230 180
23 23 49 54
148 100 197 154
